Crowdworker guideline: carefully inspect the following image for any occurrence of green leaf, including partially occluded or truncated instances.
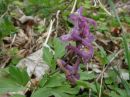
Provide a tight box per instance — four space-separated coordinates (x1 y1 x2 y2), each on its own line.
77 80 98 93
107 52 116 62
54 85 79 95
0 17 16 40
109 18 119 27
124 16 130 24
115 88 128 97
94 42 108 65
0 78 25 94
43 38 66 71
32 85 78 97
83 0 91 9
109 91 122 97
10 94 25 97
0 68 25 94
39 74 48 87
9 66 29 86
80 71 96 81
27 0 63 17
53 38 66 59
31 87 52 97
34 72 78 97
0 0 9 15
0 68 9 77
51 90 75 97
50 58 57 71
106 70 117 84
43 47 53 67
32 87 69 97
51 91 62 97
105 78 113 85
98 22 108 32
44 73 65 88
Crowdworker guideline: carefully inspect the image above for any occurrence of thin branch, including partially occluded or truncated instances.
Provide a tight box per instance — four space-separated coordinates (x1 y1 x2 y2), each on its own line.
71 0 77 13
10 34 16 48
89 89 92 97
43 19 55 48
56 10 60 35
96 48 123 81
93 0 98 6
97 0 111 16
98 69 104 97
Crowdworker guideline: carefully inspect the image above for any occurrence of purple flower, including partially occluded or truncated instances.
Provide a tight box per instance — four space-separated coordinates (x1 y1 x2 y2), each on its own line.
57 59 80 85
86 18 97 27
66 44 94 63
60 34 72 41
58 7 96 85
61 7 96 43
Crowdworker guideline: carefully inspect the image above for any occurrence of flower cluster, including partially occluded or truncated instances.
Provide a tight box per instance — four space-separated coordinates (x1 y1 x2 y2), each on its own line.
57 7 96 85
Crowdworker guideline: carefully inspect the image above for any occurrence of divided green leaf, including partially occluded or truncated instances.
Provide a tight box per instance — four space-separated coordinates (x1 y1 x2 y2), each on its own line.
80 71 96 81
43 47 53 66
0 77 25 94
53 38 66 59
9 66 30 86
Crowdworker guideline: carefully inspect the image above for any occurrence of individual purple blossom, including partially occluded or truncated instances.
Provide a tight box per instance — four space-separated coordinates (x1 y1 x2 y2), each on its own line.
66 44 94 63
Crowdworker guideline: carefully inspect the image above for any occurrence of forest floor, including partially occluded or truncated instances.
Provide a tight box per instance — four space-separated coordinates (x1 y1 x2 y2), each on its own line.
0 0 130 97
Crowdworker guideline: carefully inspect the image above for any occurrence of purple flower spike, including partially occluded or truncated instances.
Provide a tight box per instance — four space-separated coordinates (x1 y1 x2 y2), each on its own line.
58 7 96 85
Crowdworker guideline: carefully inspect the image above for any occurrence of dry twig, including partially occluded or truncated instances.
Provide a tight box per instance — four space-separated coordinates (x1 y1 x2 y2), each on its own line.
71 0 77 13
